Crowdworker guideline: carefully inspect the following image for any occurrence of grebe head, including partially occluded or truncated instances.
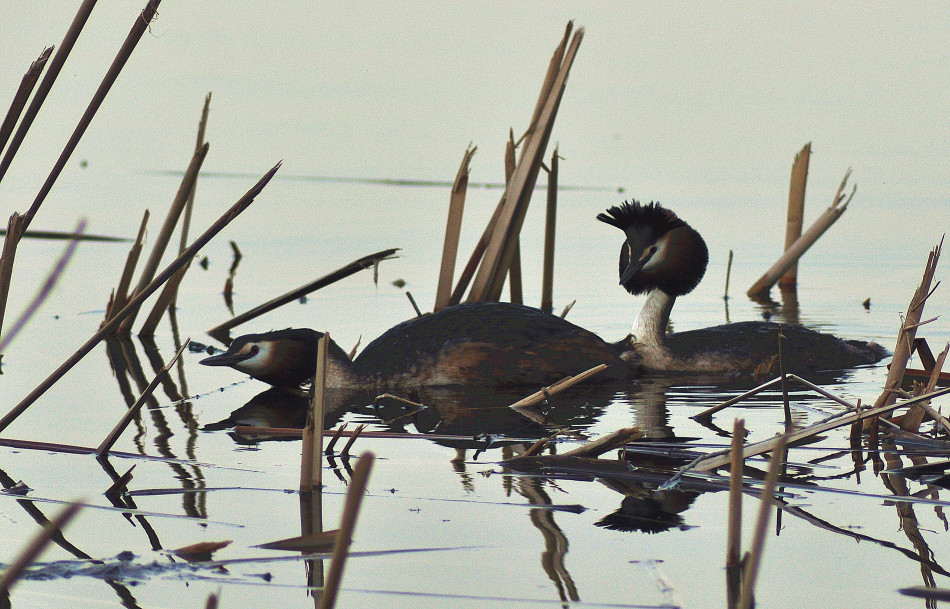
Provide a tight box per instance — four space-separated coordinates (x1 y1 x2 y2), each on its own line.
597 200 708 296
200 328 323 387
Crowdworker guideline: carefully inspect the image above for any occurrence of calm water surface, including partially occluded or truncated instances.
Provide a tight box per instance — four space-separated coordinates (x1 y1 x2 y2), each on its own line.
2 4 950 608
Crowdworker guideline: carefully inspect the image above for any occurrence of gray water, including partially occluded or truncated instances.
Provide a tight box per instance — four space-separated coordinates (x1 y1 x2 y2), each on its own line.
1 3 949 608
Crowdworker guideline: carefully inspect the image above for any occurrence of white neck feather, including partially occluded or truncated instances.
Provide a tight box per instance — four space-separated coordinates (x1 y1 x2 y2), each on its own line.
632 289 675 349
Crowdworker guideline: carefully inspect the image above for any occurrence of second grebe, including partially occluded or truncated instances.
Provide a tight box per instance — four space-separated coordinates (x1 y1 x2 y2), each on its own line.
200 302 637 389
598 200 887 374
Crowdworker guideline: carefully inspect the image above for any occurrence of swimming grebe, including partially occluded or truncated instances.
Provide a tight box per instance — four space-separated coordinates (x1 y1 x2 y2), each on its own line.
597 200 887 374
200 302 636 389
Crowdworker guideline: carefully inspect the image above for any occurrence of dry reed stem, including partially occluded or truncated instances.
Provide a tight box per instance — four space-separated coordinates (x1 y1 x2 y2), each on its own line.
779 143 810 288
206 248 398 339
434 145 475 312
170 92 212 310
738 434 787 609
747 168 854 297
0 46 53 158
560 427 641 457
726 418 745 609
138 262 190 337
0 213 27 338
339 424 365 458
0 0 97 183
448 195 504 305
901 343 949 432
97 340 189 455
120 141 209 333
0 219 85 352
504 132 523 305
541 148 559 313
692 373 857 421
301 334 328 493
509 363 607 409
319 451 374 609
723 250 733 300
325 424 348 454
205 591 219 609
691 384 950 472
468 25 583 302
106 209 149 323
0 229 126 242
870 238 942 418
0 162 280 433
20 0 162 232
0 501 82 593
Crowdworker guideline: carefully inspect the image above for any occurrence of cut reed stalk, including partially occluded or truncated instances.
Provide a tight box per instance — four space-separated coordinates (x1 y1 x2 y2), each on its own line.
541 148 558 313
726 418 745 609
325 424 348 455
559 427 641 457
738 434 787 609
319 451 374 609
119 141 209 333
206 248 397 340
0 501 82 594
106 210 149 324
339 424 365 458
900 343 949 432
467 24 582 302
869 238 942 420
779 143 810 289
97 340 189 455
0 219 85 352
434 146 474 312
448 196 504 305
0 162 280 433
0 46 53 158
20 0 163 232
0 0 97 184
504 131 523 305
509 363 607 410
747 168 854 297
723 249 733 300
691 385 950 472
301 334 328 493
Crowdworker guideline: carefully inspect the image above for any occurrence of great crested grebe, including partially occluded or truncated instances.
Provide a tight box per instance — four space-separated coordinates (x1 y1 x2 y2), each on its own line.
597 200 887 374
200 302 637 389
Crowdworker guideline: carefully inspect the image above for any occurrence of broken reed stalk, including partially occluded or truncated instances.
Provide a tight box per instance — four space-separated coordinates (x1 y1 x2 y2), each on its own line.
0 213 27 338
206 248 398 340
747 168 854 298
0 0 97 184
690 384 950 472
20 0 163 232
467 24 582 302
97 340 189 455
0 219 85 353
106 210 149 323
738 434 787 609
726 418 745 609
541 148 558 314
779 143 810 289
509 363 607 410
870 238 942 417
559 427 641 458
448 193 505 305
0 501 82 594
170 92 213 310
119 141 209 333
138 261 190 337
692 372 857 421
434 146 475 312
723 250 733 300
318 451 375 609
504 132 523 305
900 343 949 432
0 162 280 433
301 334 328 493
0 46 53 158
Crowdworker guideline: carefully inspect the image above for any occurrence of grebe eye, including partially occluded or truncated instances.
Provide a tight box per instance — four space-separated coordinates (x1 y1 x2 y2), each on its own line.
249 345 260 355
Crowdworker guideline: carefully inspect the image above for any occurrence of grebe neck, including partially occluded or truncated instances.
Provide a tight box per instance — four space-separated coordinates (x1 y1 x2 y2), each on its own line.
632 289 675 349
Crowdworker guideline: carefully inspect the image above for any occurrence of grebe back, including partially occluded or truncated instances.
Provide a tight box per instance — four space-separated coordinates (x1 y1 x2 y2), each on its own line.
200 302 637 389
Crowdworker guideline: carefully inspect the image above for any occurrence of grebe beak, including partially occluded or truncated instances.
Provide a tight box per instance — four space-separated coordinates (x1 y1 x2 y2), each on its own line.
200 346 258 367
619 242 658 285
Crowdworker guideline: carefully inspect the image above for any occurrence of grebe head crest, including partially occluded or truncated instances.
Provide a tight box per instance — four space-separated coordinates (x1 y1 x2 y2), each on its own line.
597 200 708 296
